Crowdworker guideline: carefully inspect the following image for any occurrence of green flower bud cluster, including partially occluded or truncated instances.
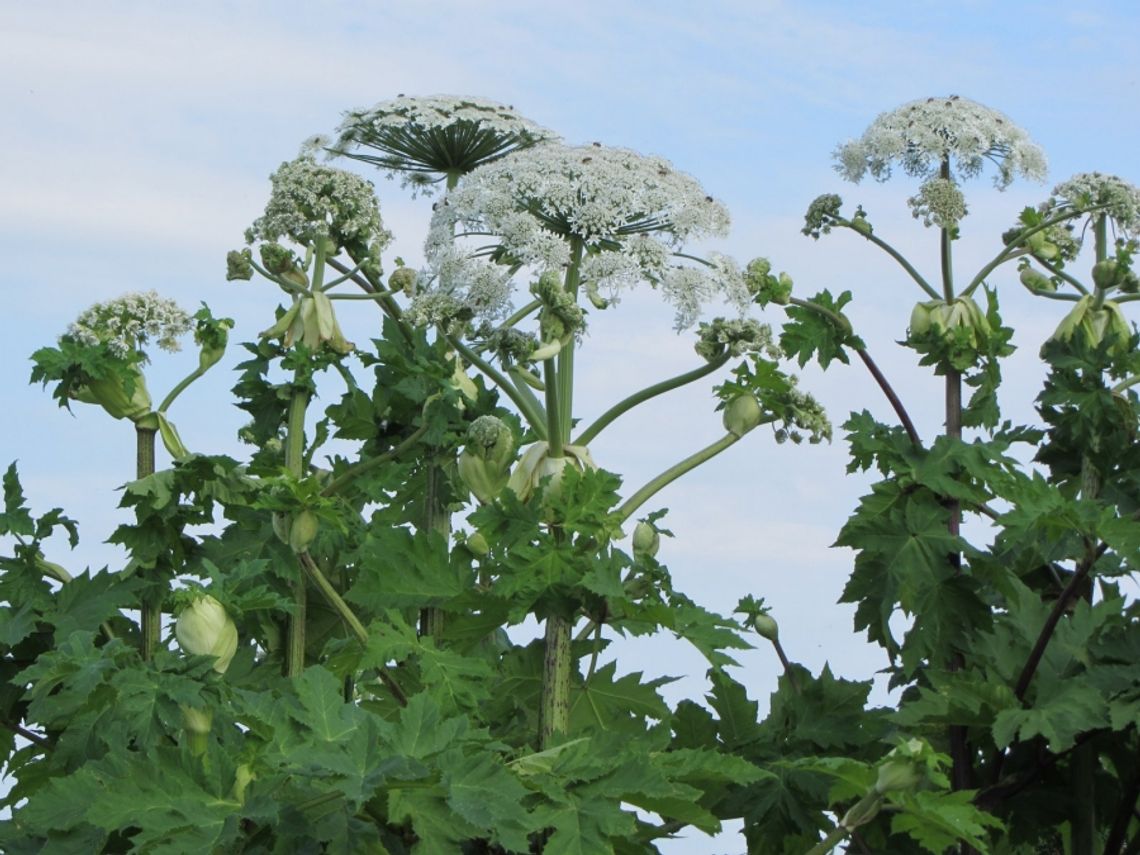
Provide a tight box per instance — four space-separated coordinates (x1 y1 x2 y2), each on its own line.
1050 295 1132 356
507 441 596 507
458 416 515 503
70 365 154 422
695 317 779 361
533 271 585 343
743 258 793 307
802 194 843 240
389 265 418 297
226 249 254 281
874 739 928 794
907 177 967 229
175 594 238 674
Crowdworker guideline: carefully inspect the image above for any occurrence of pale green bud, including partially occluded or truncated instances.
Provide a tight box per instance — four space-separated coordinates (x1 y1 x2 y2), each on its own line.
632 521 660 560
723 394 763 437
175 594 238 674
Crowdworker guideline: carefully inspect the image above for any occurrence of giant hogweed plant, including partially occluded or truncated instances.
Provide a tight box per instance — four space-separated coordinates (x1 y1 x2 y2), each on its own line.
0 93 1132 855
731 96 1140 854
2 95 823 853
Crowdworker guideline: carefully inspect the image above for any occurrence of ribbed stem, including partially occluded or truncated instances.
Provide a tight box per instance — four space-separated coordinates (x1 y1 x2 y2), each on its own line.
419 460 449 638
136 426 160 660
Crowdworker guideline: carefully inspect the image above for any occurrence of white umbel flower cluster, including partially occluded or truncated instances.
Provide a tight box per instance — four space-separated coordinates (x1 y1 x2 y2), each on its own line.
835 96 1047 189
67 290 192 357
421 143 745 329
1051 172 1140 236
246 156 390 251
329 95 556 192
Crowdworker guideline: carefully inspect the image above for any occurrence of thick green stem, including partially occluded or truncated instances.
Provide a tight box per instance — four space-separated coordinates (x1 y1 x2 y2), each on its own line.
540 613 572 748
543 357 563 459
284 381 310 678
851 225 941 300
136 426 161 661
575 356 729 446
617 432 741 523
157 365 207 414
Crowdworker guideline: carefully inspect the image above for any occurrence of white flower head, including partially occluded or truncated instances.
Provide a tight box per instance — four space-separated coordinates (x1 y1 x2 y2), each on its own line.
835 95 1047 189
246 156 390 252
423 143 743 329
1051 172 1140 236
329 95 557 194
66 290 192 358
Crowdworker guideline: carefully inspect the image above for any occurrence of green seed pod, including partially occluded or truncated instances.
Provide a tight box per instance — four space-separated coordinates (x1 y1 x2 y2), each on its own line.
289 509 320 553
632 521 660 560
723 394 763 438
175 594 238 674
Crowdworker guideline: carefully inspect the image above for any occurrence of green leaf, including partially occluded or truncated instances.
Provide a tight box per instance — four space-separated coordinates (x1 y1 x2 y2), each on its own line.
890 790 1004 854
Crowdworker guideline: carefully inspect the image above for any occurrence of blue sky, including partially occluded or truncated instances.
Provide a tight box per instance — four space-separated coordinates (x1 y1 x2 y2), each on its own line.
3 2 1139 851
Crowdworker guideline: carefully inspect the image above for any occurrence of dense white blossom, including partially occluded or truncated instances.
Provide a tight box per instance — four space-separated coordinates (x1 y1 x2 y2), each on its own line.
1051 172 1140 236
422 143 744 329
329 95 556 192
66 291 192 357
835 96 1047 189
246 156 390 251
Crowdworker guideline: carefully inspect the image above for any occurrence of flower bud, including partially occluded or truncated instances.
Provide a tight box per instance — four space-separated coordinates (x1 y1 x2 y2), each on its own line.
840 793 883 831
1092 259 1121 291
507 441 596 509
874 739 927 794
1020 268 1056 293
466 531 489 556
175 594 238 674
289 509 320 553
71 365 153 422
632 521 660 560
459 416 515 503
231 764 255 805
723 394 762 437
181 705 213 735
753 613 779 643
